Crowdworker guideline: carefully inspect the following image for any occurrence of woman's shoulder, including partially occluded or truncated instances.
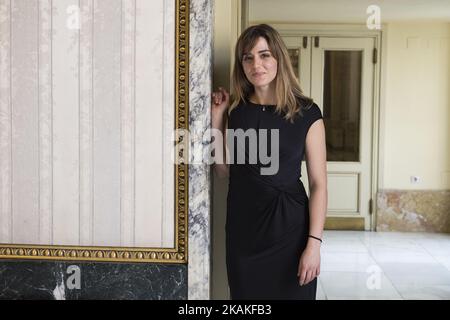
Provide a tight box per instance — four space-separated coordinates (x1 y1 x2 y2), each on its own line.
300 102 322 119
298 102 322 132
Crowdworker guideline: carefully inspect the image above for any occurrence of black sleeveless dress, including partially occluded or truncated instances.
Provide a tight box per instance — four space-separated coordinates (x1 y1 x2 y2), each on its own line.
225 100 322 300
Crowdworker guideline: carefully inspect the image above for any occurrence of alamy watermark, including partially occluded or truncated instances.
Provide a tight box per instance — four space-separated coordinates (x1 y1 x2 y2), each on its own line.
66 265 81 290
66 5 80 30
366 265 382 290
366 5 381 30
173 126 280 175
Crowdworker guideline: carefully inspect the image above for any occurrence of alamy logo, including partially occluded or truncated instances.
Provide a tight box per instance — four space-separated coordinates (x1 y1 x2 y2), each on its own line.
366 5 381 30
173 127 280 175
66 265 81 290
227 128 279 175
66 5 80 30
366 265 382 290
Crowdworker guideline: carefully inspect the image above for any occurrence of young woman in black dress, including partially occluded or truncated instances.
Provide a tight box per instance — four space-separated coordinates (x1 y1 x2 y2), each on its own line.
211 24 327 300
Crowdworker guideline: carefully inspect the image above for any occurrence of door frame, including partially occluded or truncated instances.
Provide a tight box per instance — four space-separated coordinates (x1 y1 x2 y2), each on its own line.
243 22 383 231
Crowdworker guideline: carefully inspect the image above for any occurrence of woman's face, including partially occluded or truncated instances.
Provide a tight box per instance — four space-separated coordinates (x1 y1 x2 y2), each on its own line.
242 37 278 90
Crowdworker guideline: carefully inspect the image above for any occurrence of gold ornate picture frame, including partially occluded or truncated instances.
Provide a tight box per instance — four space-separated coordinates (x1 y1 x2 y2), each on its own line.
0 0 189 264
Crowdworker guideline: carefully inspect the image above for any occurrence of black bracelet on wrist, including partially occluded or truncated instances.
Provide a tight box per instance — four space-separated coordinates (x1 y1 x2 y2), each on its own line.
308 235 323 243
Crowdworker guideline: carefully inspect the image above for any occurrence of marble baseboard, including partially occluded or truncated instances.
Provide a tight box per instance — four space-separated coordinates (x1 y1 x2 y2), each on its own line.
0 260 186 300
376 190 450 233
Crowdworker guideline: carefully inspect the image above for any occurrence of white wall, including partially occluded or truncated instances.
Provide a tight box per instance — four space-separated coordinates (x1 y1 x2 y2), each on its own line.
212 0 238 301
248 0 450 23
381 22 450 190
0 0 175 247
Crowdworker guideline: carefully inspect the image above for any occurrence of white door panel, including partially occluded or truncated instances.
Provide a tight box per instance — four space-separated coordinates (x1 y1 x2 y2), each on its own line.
327 173 360 214
286 36 375 230
284 36 311 96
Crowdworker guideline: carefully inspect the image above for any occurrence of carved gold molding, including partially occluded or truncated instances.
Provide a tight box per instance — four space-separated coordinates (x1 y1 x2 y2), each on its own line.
0 0 189 264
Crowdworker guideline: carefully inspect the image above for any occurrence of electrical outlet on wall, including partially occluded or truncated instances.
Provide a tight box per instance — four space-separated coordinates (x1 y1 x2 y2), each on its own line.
410 176 420 184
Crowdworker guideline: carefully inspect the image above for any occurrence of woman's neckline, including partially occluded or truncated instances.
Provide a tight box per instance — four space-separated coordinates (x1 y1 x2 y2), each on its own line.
247 100 276 107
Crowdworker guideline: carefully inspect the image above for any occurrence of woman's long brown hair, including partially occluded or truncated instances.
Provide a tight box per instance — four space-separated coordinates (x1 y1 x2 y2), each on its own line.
229 24 313 123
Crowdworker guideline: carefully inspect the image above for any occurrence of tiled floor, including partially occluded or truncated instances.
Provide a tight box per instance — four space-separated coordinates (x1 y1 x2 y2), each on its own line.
316 230 450 300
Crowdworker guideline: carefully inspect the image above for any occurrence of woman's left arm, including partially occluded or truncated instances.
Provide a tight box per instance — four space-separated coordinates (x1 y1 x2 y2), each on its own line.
298 118 328 286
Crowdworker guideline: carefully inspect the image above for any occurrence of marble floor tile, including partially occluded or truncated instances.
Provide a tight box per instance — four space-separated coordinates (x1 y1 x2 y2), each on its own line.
321 238 368 253
319 271 402 300
358 235 419 247
420 233 450 240
379 262 450 287
316 278 327 300
319 231 450 300
395 285 450 300
368 247 437 264
323 230 366 240
362 240 427 255
433 255 450 272
414 238 450 256
359 231 431 241
321 252 378 272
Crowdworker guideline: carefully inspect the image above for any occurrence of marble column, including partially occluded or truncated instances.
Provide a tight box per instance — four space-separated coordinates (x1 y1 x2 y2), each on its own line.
188 0 213 300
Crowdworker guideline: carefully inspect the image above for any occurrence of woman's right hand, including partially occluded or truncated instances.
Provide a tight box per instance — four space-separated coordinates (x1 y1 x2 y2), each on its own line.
211 87 230 127
211 87 230 177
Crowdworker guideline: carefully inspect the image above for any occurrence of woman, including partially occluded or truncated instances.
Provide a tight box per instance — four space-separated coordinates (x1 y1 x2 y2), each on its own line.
211 24 327 300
